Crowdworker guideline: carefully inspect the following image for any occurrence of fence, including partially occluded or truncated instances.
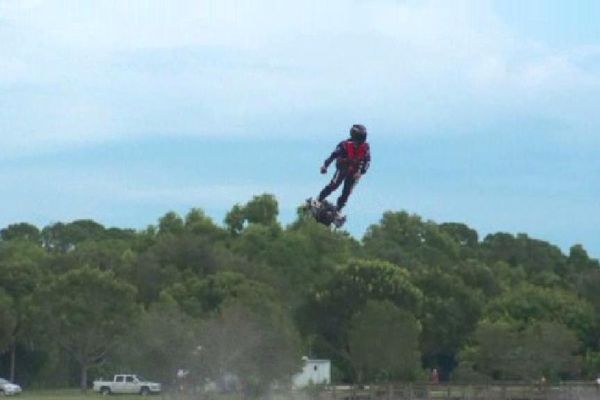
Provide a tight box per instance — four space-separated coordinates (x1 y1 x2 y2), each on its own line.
309 382 600 400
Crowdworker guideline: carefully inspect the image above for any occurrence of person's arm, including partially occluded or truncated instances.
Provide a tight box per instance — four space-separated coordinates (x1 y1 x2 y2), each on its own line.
359 143 371 174
321 141 345 172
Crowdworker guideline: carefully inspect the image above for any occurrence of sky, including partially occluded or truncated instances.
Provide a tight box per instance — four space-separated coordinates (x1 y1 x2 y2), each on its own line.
1 0 600 257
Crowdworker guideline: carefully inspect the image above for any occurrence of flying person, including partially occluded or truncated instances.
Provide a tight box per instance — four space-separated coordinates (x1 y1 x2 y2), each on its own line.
317 124 371 213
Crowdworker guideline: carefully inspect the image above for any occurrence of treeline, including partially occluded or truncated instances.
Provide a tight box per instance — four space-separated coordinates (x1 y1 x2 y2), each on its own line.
1 194 600 392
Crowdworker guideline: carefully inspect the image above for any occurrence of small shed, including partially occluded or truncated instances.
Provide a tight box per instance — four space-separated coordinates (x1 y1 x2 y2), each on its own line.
292 357 331 388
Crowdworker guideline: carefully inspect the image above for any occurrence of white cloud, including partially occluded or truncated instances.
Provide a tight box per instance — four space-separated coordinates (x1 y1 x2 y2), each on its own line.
0 0 599 156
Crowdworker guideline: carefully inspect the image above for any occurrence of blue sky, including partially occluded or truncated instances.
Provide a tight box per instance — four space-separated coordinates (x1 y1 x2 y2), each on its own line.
1 0 600 257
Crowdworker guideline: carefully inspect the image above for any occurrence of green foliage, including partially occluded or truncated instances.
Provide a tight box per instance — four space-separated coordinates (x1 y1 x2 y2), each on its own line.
0 289 16 353
415 268 483 363
1 222 41 243
482 233 567 283
225 204 246 234
299 259 423 381
114 302 199 384
244 193 279 225
363 211 460 268
308 259 423 342
185 208 227 240
125 233 249 306
195 303 301 395
0 240 46 300
0 239 47 380
41 220 107 252
37 266 138 389
485 283 597 345
568 244 599 272
439 223 479 248
458 320 581 381
348 300 421 382
158 211 185 235
1 199 599 387
164 270 282 318
224 194 279 235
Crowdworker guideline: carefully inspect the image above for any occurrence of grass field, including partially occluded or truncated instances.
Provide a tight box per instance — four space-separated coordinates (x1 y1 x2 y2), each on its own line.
12 389 172 400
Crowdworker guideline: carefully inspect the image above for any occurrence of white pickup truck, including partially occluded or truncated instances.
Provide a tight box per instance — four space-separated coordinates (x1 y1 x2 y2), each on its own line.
92 374 161 396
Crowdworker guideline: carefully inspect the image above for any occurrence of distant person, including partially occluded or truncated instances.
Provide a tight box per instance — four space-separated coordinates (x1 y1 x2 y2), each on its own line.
431 368 439 384
317 124 371 213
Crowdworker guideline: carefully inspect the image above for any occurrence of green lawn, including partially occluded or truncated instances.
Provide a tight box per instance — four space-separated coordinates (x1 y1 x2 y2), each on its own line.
15 389 171 400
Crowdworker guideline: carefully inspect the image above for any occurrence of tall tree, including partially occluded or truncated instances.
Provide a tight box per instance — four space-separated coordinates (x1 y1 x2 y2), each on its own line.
185 208 226 241
243 194 279 226
1 223 41 243
348 300 421 382
363 211 460 269
196 303 301 397
457 321 581 381
485 283 597 346
415 267 483 377
299 259 422 381
41 220 106 252
115 302 199 384
158 211 185 235
482 233 567 284
0 289 16 354
38 267 137 390
164 270 282 318
0 240 45 381
224 194 280 235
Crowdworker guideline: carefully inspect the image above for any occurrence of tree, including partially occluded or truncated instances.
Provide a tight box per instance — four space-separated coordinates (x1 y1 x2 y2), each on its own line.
225 204 246 234
439 223 479 259
38 267 138 390
439 223 478 249
185 208 226 241
0 240 45 381
41 220 106 252
576 268 600 348
114 302 199 384
257 220 357 307
348 300 421 382
485 283 597 346
1 223 41 243
244 194 279 225
164 271 282 318
363 211 460 269
309 259 422 337
299 259 422 381
195 303 301 397
126 232 249 306
414 267 483 376
481 233 567 283
158 211 185 235
224 194 280 235
457 321 581 381
568 244 599 272
453 260 501 299
0 289 16 354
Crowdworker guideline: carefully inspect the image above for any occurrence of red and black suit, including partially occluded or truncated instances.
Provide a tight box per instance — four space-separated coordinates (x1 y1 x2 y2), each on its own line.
318 139 371 211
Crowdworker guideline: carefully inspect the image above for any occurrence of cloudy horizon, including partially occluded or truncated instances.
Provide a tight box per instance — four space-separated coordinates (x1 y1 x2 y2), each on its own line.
1 0 599 256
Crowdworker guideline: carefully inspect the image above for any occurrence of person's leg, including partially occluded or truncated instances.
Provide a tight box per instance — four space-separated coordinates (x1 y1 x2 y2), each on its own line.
336 174 357 211
318 169 346 202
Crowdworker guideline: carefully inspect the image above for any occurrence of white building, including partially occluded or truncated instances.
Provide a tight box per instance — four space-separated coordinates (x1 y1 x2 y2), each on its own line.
292 357 331 388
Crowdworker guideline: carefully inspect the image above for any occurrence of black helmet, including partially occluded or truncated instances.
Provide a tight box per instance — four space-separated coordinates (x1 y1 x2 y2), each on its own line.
350 124 367 142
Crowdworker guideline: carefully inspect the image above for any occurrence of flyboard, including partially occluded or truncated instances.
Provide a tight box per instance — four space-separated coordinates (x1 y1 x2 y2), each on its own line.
304 198 346 228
